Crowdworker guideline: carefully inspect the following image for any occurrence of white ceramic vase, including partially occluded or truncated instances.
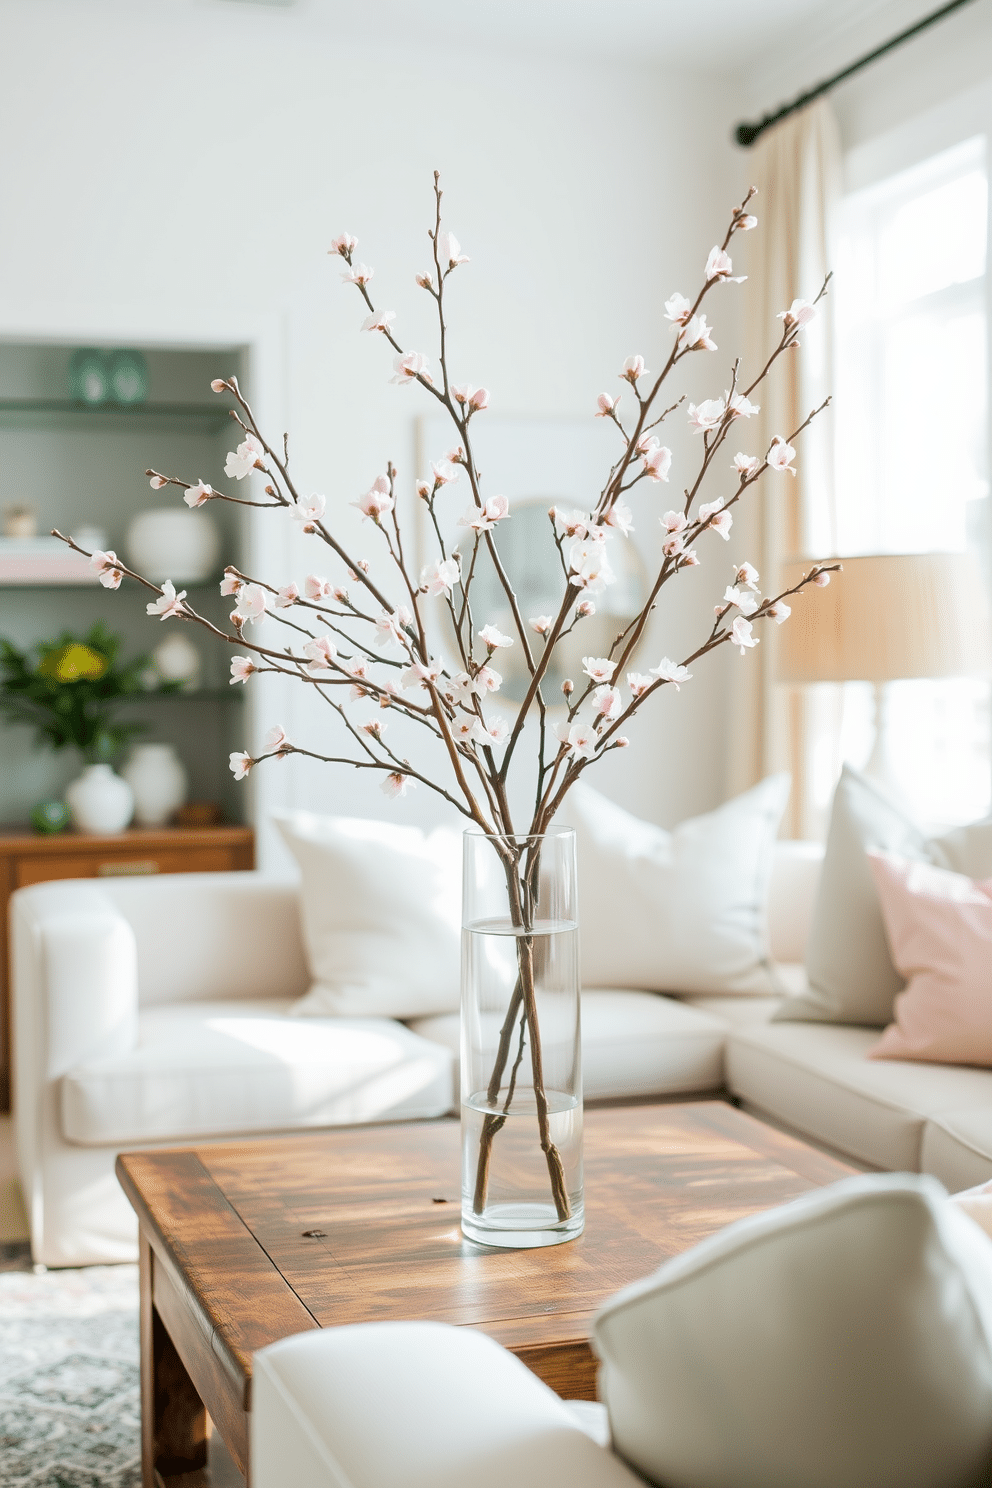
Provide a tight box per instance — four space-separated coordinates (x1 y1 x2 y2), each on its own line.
125 507 220 584
122 744 188 827
152 632 202 690
65 764 134 835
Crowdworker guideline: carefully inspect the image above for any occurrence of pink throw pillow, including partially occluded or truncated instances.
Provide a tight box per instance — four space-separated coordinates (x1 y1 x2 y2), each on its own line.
868 851 992 1066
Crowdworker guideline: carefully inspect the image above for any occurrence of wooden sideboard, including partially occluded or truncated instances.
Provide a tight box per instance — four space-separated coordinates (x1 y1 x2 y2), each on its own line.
0 823 254 1113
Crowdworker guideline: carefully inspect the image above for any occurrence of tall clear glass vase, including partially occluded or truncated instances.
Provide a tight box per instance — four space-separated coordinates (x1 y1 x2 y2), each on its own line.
461 826 583 1248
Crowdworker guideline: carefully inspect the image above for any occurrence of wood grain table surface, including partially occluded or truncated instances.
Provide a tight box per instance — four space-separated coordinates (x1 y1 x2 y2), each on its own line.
116 1100 856 1486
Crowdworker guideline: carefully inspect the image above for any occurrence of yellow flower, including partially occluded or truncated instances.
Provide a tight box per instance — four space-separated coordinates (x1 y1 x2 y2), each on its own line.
37 643 108 683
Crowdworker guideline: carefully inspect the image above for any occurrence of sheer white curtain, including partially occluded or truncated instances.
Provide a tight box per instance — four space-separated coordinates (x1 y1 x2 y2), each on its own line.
729 98 840 838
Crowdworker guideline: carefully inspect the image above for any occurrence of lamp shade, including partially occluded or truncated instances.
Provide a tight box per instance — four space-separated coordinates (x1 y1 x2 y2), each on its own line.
777 552 991 684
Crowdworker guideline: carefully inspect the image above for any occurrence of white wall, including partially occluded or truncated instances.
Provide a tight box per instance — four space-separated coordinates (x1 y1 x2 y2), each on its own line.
1 0 752 860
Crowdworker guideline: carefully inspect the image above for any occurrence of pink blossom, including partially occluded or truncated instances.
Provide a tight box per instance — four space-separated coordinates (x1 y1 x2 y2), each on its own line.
582 656 616 684
479 623 513 651
733 212 757 232
621 355 649 382
662 532 686 558
777 298 817 329
211 379 229 393
381 772 411 799
361 310 395 333
687 398 726 433
229 752 252 781
293 493 327 532
730 615 759 654
735 562 760 591
274 583 299 609
416 480 431 500
421 557 460 596
437 231 469 268
352 476 394 522
768 600 792 623
445 671 476 705
373 608 411 648
642 445 673 482
452 385 489 411
304 574 332 601
224 433 264 481
399 659 443 690
475 664 502 693
330 233 358 257
681 549 700 567
235 584 269 624
596 393 619 416
363 720 387 742
230 656 255 684
430 460 459 486
553 508 591 539
569 541 615 593
263 724 291 757
627 671 652 698
726 392 759 419
601 500 634 535
705 246 745 283
722 584 759 616
333 584 350 601
451 718 481 745
699 499 733 540
184 480 213 508
662 510 688 535
813 571 831 588
146 580 187 621
90 550 124 589
459 494 509 533
415 271 434 291
664 293 693 326
444 445 465 465
679 315 717 352
480 715 509 746
593 684 622 720
575 600 596 618
149 474 168 490
378 679 398 708
390 351 431 386
341 262 374 285
767 438 797 475
734 452 760 479
555 720 598 761
649 657 692 690
615 736 630 748
529 615 553 635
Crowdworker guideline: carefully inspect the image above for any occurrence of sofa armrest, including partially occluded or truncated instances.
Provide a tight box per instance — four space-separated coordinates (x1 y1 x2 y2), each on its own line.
11 881 138 1082
96 872 309 1006
251 1322 639 1488
768 840 824 965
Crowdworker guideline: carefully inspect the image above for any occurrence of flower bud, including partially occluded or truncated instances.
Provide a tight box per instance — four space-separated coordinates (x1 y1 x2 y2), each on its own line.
562 679 574 696
211 379 228 393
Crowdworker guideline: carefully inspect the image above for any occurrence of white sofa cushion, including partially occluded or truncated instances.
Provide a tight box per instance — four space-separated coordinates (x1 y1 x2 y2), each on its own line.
60 1000 454 1145
594 1173 992 1488
726 1022 992 1171
410 990 728 1103
923 1111 992 1192
252 1322 640 1488
276 812 463 1020
567 775 790 996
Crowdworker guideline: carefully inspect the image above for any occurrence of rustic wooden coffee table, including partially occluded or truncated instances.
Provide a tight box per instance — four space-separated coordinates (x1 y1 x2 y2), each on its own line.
116 1100 854 1486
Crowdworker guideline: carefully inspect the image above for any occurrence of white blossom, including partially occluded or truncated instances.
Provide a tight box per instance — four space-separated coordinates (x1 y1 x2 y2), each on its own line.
648 657 692 690
678 315 717 352
390 351 431 386
184 480 213 508
768 600 792 624
582 656 616 684
767 437 797 475
224 433 264 481
730 615 759 654
664 292 693 327
478 623 513 650
147 580 188 620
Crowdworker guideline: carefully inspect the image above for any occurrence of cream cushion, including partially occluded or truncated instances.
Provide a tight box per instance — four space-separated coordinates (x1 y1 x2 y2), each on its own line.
410 990 728 1102
778 765 992 1027
726 1021 992 1171
924 1111 992 1192
60 999 454 1144
594 1174 992 1488
275 812 463 1020
567 774 790 995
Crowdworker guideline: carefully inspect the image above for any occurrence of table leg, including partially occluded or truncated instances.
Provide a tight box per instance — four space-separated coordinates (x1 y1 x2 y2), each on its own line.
140 1235 210 1487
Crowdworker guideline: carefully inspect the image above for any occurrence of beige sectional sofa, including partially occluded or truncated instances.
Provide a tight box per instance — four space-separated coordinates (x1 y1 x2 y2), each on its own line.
11 839 992 1266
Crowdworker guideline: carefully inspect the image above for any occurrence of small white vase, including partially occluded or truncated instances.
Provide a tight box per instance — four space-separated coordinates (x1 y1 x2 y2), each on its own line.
126 507 220 584
66 764 134 835
122 744 189 828
152 632 202 690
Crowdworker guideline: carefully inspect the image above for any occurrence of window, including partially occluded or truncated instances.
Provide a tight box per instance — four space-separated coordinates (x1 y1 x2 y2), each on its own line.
823 136 989 827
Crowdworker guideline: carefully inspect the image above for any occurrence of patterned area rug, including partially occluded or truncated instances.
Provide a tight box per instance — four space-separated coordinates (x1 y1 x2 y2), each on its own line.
0 1263 141 1487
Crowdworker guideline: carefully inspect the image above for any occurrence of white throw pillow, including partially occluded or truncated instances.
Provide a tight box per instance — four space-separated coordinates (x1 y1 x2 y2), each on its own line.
777 764 992 1026
595 1173 992 1488
567 775 789 996
275 812 462 1020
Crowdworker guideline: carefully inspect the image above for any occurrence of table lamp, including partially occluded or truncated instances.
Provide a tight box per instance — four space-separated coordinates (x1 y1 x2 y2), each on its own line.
777 552 991 793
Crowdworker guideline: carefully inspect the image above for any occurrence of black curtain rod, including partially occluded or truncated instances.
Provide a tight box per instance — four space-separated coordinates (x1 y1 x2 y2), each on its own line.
734 0 978 147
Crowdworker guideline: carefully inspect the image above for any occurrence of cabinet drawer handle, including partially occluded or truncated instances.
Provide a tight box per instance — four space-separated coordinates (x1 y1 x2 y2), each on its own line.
97 860 160 877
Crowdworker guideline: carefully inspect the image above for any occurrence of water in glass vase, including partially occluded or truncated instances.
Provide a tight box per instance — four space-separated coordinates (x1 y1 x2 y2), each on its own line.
461 915 584 1248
